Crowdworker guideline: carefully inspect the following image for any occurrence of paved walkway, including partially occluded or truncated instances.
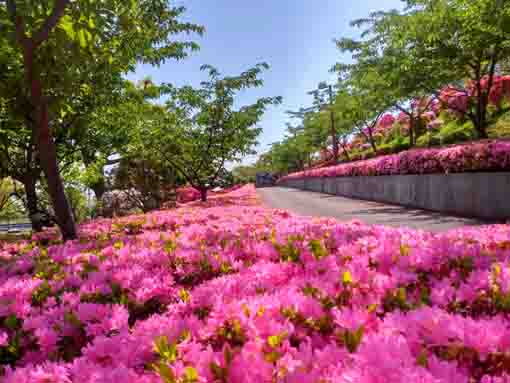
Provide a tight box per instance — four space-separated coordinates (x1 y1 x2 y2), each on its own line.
257 187 487 232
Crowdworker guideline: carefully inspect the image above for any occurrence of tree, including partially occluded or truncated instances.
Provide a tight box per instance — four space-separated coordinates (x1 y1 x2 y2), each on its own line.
112 156 180 213
416 0 510 138
286 106 340 166
232 165 260 184
338 0 510 139
308 82 341 162
257 126 311 176
340 73 393 155
335 8 445 147
0 96 48 231
0 0 203 239
328 90 363 161
150 64 281 201
75 79 164 204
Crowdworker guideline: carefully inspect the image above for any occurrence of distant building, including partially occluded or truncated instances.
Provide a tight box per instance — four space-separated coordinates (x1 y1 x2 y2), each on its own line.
256 172 276 188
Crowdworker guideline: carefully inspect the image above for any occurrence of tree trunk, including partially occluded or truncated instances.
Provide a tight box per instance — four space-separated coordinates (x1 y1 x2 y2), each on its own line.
475 96 489 139
81 152 107 217
340 140 350 162
23 47 77 240
91 180 106 201
330 111 339 163
200 188 207 202
368 131 377 154
409 117 415 147
23 174 43 232
472 70 489 139
91 184 105 218
474 49 498 140
37 113 77 240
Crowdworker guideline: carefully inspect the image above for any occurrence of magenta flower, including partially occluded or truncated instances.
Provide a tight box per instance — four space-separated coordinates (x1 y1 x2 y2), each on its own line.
0 185 509 380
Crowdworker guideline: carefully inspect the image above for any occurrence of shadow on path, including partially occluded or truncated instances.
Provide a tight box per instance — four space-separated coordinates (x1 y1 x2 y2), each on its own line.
257 187 488 232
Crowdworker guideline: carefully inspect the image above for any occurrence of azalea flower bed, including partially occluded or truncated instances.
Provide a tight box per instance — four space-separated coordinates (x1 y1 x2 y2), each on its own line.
279 140 510 181
176 185 244 204
176 187 202 203
1 185 510 382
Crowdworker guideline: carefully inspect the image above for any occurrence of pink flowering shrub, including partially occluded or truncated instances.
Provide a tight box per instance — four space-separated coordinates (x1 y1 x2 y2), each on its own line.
279 139 510 180
439 87 470 115
1 185 510 381
176 187 202 203
378 113 396 129
209 185 244 196
439 75 510 115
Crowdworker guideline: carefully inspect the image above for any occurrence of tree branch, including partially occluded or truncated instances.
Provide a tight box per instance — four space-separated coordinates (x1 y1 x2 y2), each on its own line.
33 0 70 47
153 146 197 188
486 46 499 99
6 0 27 46
420 95 437 115
210 156 227 186
395 104 411 116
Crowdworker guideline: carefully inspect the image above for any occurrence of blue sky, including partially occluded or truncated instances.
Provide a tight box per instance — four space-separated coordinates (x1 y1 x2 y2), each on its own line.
129 0 403 165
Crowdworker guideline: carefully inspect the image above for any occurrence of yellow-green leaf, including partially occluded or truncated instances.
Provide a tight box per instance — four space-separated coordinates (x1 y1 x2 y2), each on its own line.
58 15 75 39
179 289 190 303
183 366 199 382
342 271 353 285
267 335 281 348
77 29 92 48
155 362 176 383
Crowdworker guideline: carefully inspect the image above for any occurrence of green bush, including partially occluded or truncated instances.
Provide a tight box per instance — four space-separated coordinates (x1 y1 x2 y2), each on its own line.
416 132 441 147
380 125 403 143
489 111 510 138
378 135 411 155
437 120 476 145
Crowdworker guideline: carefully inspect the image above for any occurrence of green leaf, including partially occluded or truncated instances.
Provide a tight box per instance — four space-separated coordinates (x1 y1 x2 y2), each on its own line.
397 287 407 303
64 311 82 327
58 15 75 39
343 327 364 353
153 336 178 363
154 362 176 383
224 345 233 365
183 366 199 382
4 315 20 330
417 349 428 367
77 29 92 48
353 326 364 346
309 239 327 259
210 362 227 381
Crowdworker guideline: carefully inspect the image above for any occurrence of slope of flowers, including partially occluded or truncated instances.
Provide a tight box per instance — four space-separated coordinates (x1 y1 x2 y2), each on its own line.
280 139 510 181
1 185 510 382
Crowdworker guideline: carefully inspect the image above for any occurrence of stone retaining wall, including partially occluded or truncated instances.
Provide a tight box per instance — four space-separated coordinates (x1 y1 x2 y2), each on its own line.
278 173 510 220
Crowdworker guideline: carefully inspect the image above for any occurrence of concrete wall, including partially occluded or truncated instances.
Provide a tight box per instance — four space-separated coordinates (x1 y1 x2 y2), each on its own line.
278 172 510 220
